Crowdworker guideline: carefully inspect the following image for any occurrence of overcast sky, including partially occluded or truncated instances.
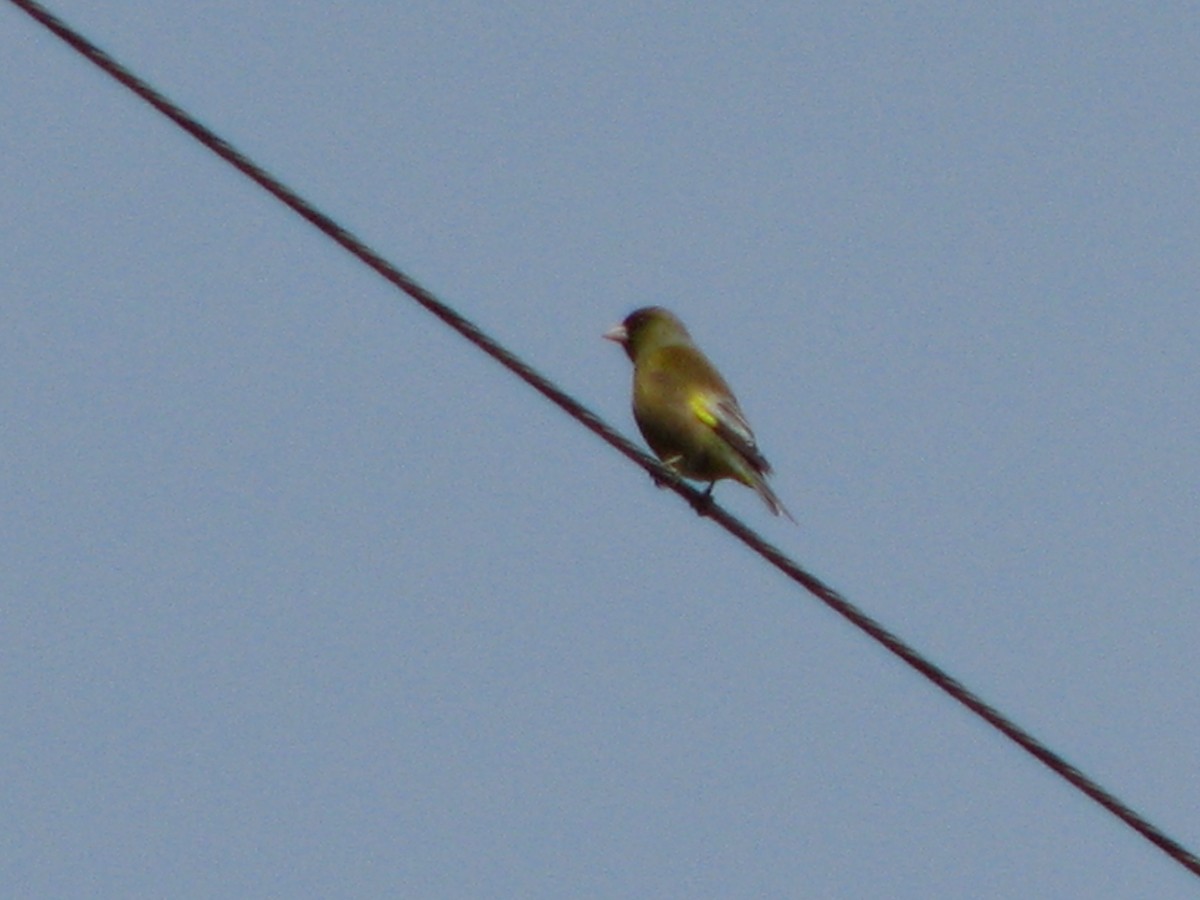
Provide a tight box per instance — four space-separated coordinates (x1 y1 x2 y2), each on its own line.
4 3 1199 897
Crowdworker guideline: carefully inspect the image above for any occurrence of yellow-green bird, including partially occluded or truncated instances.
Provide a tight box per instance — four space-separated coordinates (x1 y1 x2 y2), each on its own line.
605 306 794 521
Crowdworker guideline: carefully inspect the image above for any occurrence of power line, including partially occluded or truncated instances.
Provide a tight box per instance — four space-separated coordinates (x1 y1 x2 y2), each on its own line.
10 0 1199 880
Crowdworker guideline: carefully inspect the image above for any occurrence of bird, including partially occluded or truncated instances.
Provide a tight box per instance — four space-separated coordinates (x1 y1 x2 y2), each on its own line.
604 306 794 521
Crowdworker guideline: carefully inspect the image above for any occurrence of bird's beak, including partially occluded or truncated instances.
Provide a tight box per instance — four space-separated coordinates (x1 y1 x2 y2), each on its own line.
603 323 628 344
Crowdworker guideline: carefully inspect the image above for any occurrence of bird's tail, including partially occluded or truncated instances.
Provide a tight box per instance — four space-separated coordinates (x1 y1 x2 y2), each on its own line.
751 475 796 524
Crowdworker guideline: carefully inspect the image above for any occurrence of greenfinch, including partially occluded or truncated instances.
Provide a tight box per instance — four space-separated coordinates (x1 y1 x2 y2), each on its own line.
605 307 794 521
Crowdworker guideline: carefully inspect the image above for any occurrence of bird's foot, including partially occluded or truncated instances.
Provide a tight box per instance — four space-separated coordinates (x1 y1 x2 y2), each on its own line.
651 457 684 490
689 484 716 518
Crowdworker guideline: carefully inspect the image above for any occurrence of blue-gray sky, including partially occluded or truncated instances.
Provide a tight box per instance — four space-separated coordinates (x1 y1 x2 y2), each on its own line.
4 3 1198 896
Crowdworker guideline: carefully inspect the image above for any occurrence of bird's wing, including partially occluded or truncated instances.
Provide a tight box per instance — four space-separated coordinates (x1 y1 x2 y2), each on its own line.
690 393 772 475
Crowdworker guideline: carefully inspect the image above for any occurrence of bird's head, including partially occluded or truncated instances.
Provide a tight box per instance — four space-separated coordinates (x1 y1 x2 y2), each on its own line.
603 306 692 362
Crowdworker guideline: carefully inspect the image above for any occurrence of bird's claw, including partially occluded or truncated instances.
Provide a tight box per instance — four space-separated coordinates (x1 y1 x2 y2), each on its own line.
651 458 684 490
688 489 716 518
649 463 716 517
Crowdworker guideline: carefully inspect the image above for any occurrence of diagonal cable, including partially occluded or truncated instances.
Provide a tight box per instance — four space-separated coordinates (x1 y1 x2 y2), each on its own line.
9 0 1199 880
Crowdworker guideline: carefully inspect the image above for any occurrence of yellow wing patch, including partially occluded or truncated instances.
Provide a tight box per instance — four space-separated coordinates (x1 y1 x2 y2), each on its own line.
688 393 719 428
